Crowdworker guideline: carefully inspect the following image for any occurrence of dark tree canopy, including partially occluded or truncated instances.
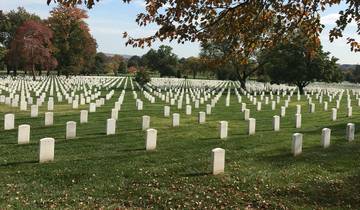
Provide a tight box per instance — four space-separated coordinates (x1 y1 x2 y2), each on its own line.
260 35 343 94
142 45 178 77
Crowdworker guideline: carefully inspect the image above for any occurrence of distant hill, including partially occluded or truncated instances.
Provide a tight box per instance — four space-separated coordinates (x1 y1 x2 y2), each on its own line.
339 64 357 71
103 53 133 59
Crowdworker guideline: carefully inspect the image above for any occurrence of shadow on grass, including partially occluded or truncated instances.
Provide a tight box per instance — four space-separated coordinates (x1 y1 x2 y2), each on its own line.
181 172 211 177
0 160 38 167
301 121 360 137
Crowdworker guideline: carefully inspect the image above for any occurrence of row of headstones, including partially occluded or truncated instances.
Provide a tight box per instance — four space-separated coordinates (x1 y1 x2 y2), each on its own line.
0 76 125 111
31 127 158 163
212 123 356 175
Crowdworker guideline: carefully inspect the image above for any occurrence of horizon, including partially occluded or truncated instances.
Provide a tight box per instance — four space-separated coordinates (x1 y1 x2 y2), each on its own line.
1 0 359 64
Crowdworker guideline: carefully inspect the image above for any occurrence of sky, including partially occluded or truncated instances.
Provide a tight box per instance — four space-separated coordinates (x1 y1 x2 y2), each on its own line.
0 0 359 64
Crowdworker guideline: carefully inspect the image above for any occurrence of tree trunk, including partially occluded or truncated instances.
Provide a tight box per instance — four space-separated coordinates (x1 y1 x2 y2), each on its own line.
6 65 10 75
31 64 36 81
13 67 17 76
47 69 50 76
57 68 60 76
297 84 304 94
193 71 196 79
240 79 246 90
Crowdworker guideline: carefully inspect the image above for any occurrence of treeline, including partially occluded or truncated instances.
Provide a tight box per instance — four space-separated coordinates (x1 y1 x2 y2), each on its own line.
343 65 360 83
128 35 344 93
0 6 99 79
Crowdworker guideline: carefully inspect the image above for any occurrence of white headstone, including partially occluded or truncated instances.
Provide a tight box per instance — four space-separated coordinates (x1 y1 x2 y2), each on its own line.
248 118 256 135
142 115 150 130
198 111 206 124
295 113 301 128
296 105 301 114
111 108 118 120
321 128 331 148
212 148 225 175
80 110 88 123
346 123 355 141
331 108 337 121
244 109 250 121
66 121 76 139
107 118 116 135
146 128 157 151
31 105 38 117
206 104 212 115
4 113 15 130
347 106 352 117
164 106 170 117
292 133 303 156
219 121 228 139
280 106 286 117
172 113 180 127
45 112 54 126
186 105 192 115
18 124 30 144
89 103 96 113
39 137 55 163
273 115 280 131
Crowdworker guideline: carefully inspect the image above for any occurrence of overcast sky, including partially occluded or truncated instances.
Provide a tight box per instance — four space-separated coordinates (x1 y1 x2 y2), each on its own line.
1 0 359 64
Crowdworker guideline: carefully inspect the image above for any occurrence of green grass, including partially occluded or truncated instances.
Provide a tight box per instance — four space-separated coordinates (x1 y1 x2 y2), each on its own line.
0 85 359 209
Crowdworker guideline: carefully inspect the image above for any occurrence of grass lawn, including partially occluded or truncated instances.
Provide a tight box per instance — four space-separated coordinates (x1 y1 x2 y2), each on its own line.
0 81 359 209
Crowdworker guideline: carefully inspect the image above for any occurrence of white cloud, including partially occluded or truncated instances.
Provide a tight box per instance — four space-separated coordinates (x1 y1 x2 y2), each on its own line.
321 13 357 26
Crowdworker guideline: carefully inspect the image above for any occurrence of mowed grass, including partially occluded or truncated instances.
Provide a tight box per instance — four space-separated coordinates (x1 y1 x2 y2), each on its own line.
0 85 359 209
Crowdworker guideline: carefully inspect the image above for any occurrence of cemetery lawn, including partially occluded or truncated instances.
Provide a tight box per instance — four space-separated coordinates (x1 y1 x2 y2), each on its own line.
0 87 359 209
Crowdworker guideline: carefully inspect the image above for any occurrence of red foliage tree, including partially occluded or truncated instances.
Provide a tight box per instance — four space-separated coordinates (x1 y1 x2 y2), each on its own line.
7 20 57 80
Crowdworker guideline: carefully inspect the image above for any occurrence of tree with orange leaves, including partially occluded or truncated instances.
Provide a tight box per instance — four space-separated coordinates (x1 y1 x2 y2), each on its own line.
47 0 360 56
47 5 97 76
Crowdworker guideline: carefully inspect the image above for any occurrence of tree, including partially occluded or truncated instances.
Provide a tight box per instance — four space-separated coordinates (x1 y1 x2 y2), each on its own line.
260 35 343 94
142 45 178 77
344 65 360 83
92 52 107 75
104 55 125 75
134 68 151 86
7 20 57 80
47 5 97 76
179 57 203 79
127 55 143 68
48 0 360 55
0 7 41 74
118 59 127 74
200 40 260 89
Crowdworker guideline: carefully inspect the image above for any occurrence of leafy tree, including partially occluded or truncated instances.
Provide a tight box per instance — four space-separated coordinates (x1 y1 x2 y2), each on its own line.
200 40 261 89
92 52 107 75
7 20 57 80
49 0 360 54
118 59 127 74
47 5 97 76
178 57 203 79
134 67 150 86
142 45 178 77
127 55 143 68
344 65 360 83
0 7 41 74
104 55 125 75
261 36 343 94
0 46 6 70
